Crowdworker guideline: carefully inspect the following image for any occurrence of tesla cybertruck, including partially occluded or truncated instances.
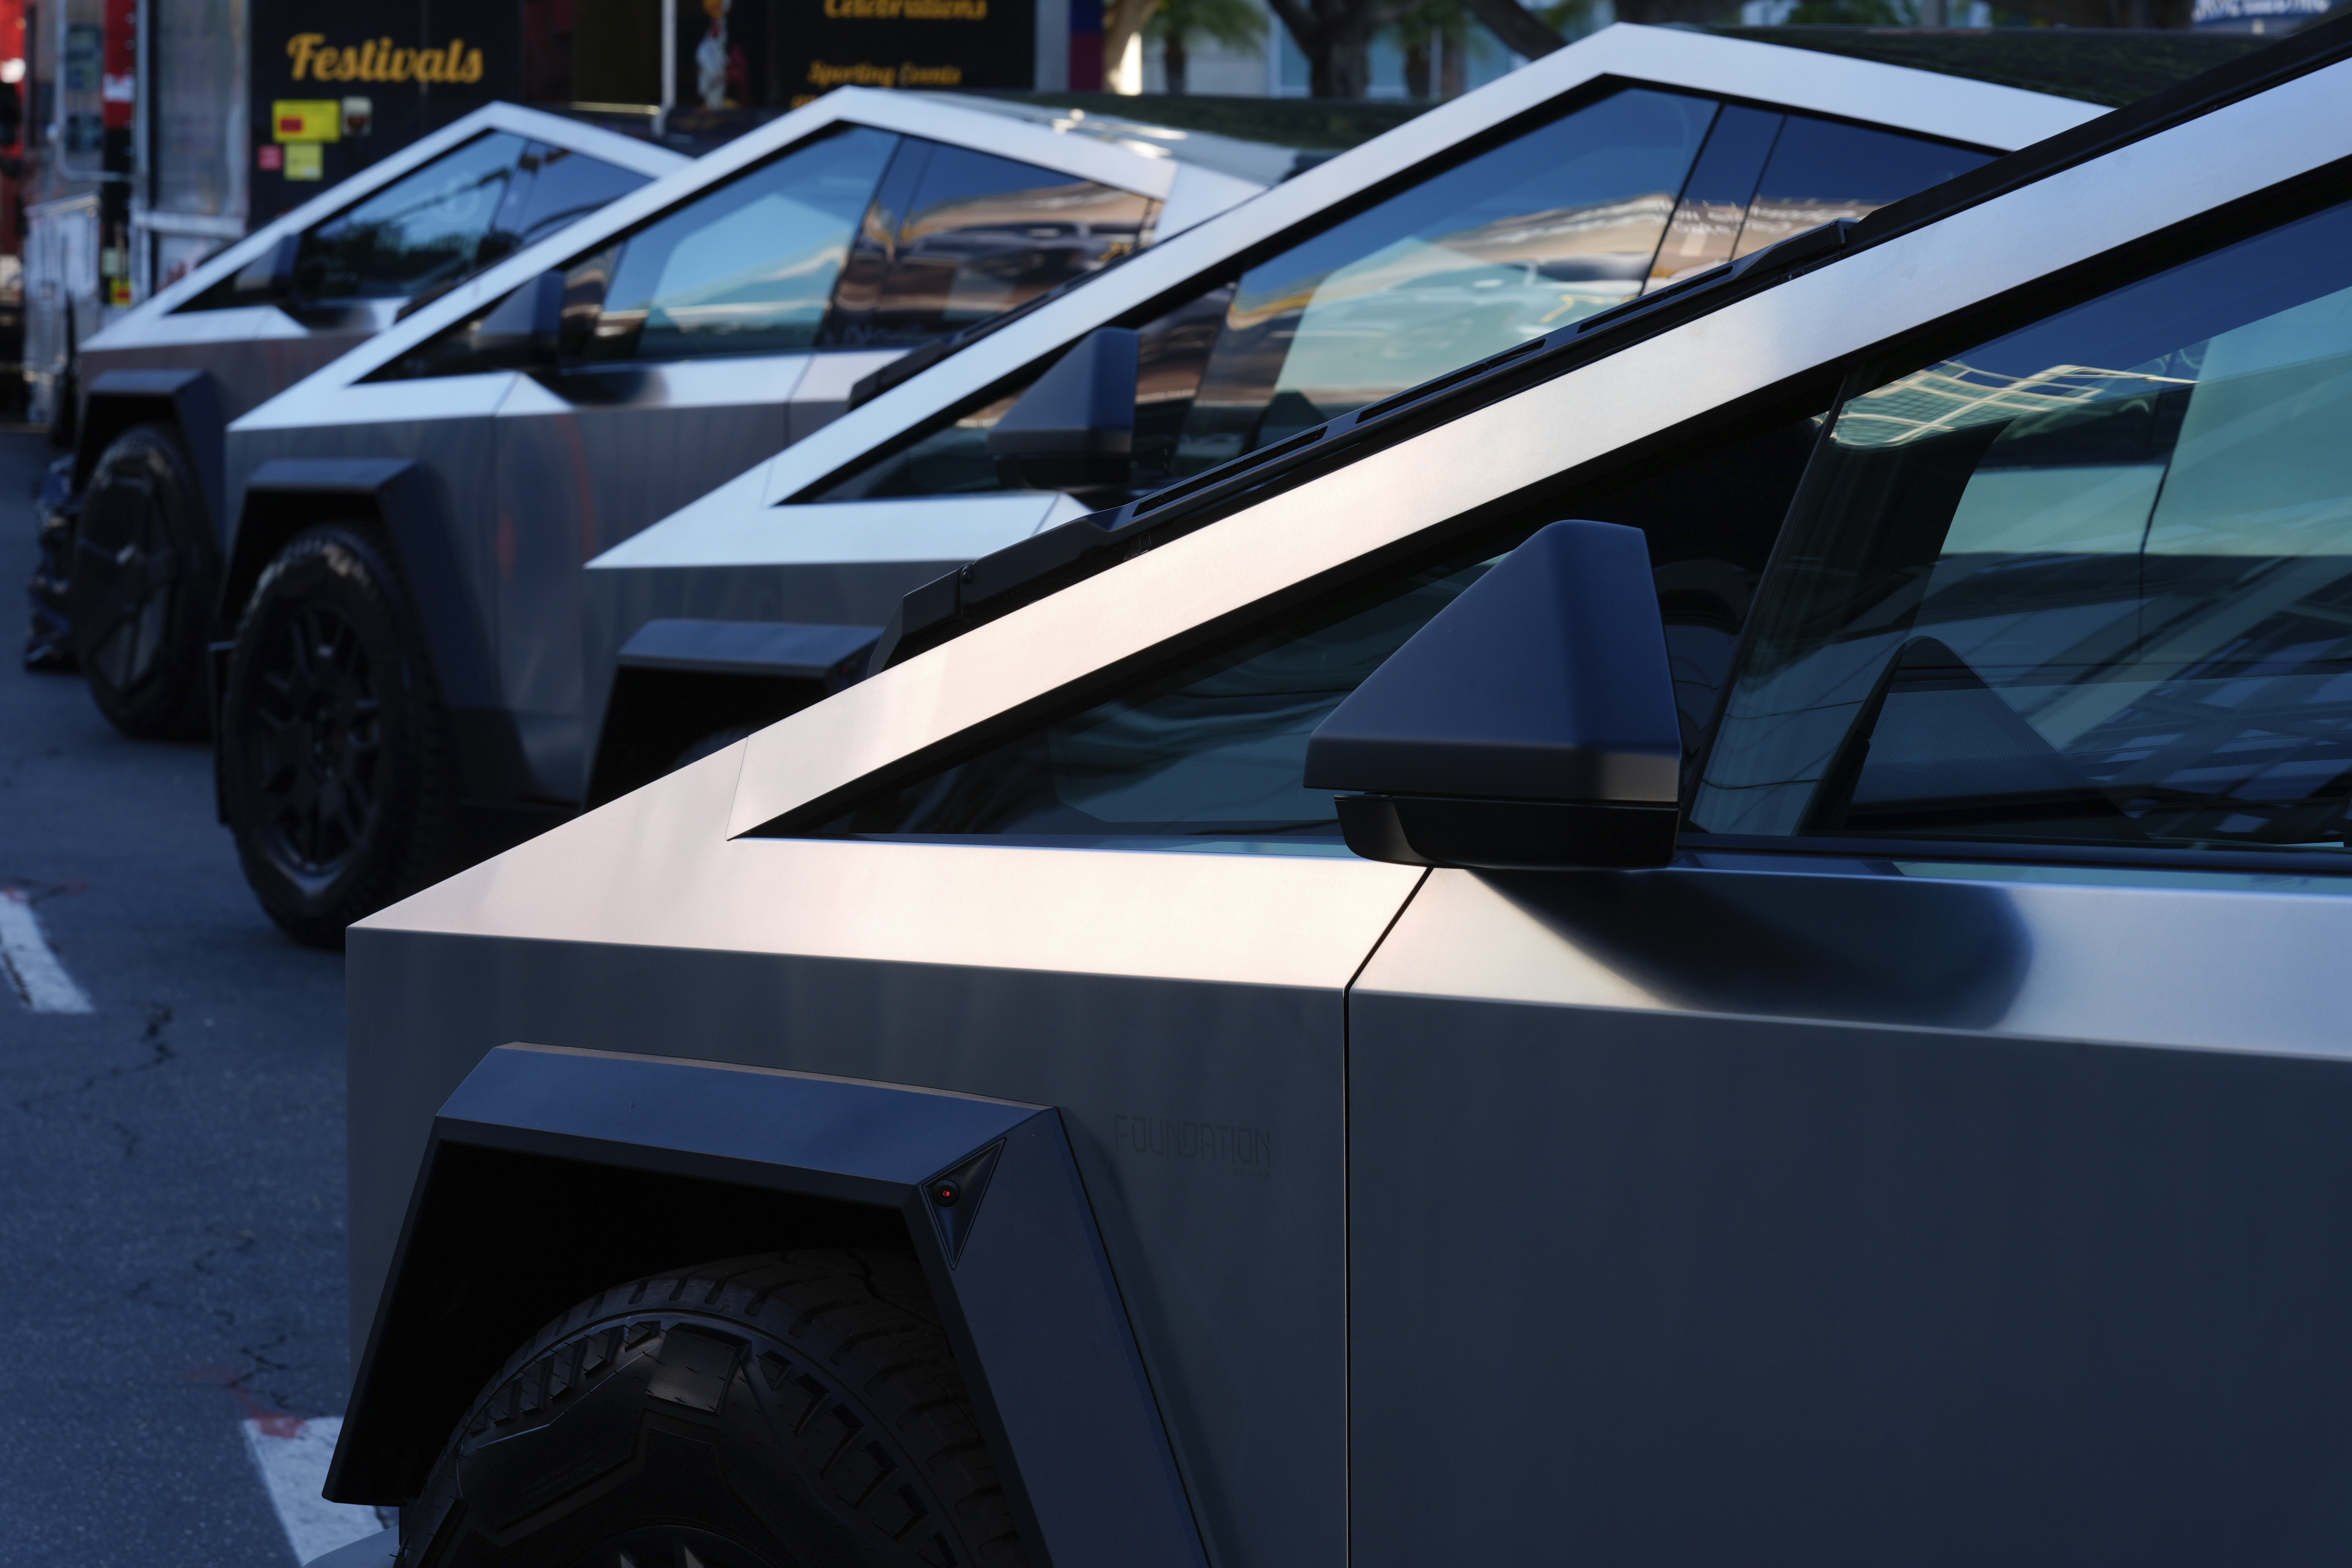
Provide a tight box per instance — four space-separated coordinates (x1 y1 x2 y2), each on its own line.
29 102 686 718
206 87 1285 944
220 25 2098 944
334 19 2352 1568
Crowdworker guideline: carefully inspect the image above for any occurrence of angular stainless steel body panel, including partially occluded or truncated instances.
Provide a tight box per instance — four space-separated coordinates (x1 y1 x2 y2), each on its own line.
493 356 813 794
1348 858 2352 1565
579 491 1089 779
226 412 503 670
724 57 2352 839
350 748 1422 1568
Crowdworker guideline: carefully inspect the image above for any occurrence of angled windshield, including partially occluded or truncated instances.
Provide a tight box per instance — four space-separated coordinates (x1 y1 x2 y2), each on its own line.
1694 199 2352 857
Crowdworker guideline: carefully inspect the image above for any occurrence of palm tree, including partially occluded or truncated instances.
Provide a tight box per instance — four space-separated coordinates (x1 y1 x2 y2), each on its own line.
1147 0 1270 93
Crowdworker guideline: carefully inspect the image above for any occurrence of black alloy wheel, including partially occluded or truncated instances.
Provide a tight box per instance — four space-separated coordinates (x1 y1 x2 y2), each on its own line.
71 424 217 737
219 524 457 949
401 1251 1025 1568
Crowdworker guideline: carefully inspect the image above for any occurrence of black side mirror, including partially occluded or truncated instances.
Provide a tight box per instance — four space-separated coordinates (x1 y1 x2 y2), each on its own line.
230 233 303 306
468 269 566 370
987 328 1137 495
1304 519 1682 870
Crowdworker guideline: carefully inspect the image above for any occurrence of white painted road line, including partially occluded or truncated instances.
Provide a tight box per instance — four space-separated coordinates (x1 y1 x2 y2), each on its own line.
0 886 92 1013
243 1416 391 1565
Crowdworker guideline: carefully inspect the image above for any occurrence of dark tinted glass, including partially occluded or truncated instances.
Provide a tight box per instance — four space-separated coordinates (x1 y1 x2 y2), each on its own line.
805 419 1818 843
1695 200 2352 858
819 383 1032 499
826 140 1158 348
490 142 655 261
1647 104 1780 290
586 126 897 362
1732 116 1991 259
291 132 531 300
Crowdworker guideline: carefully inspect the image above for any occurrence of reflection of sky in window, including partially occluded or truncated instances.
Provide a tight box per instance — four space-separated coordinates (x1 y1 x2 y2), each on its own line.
1229 89 1711 407
1696 203 2352 847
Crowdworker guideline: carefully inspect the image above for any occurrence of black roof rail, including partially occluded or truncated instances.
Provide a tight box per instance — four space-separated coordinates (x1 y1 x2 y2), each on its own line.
866 13 2352 673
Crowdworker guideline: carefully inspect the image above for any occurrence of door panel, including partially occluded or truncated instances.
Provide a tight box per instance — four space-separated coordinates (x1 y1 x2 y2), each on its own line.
492 355 808 798
350 824 1426 1568
1348 861 2352 1567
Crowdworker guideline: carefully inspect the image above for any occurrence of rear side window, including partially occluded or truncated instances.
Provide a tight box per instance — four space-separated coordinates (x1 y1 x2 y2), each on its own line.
1646 108 1988 289
826 140 1160 348
294 132 533 300
1693 199 2352 860
587 126 898 361
492 143 655 262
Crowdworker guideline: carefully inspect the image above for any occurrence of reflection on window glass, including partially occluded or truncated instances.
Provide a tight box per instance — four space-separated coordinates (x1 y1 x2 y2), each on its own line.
1171 89 1715 476
820 384 1030 499
293 133 531 300
588 127 897 362
495 144 654 260
1732 117 1989 259
828 140 1158 348
806 419 1818 844
828 566 1488 840
1695 200 2352 857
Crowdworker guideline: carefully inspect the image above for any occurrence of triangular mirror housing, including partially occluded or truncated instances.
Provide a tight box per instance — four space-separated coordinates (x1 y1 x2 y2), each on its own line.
1305 519 1682 870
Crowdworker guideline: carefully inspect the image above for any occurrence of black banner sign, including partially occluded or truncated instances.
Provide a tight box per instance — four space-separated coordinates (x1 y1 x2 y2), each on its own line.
756 0 1036 107
249 0 522 223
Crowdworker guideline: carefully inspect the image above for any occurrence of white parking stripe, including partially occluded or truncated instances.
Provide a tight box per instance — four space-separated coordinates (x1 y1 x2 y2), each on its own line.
242 1417 391 1565
0 887 93 1013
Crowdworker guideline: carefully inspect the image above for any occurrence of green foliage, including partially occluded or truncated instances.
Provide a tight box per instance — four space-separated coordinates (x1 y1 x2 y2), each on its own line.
1146 0 1271 50
1534 0 1603 37
1782 0 1919 22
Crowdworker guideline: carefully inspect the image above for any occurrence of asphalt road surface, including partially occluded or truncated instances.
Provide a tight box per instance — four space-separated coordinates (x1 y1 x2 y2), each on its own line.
0 428 357 1564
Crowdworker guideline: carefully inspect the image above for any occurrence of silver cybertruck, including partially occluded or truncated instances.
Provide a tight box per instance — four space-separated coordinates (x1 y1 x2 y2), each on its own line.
337 20 2352 1568
212 89 1283 945
220 27 2099 946
29 103 687 723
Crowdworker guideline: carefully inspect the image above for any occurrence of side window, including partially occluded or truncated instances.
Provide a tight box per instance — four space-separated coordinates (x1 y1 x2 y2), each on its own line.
586 126 898 362
1167 88 1716 478
484 142 657 264
292 132 532 300
1693 199 2352 860
791 417 1819 844
827 139 1160 348
812 98 1987 503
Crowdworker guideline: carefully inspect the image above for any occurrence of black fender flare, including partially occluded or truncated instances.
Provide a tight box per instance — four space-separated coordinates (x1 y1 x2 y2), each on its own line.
228 459 496 713
327 1044 1208 1568
77 368 229 544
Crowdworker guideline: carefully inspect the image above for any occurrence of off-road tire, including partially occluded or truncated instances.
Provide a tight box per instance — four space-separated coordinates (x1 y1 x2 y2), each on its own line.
72 424 216 737
218 523 458 949
401 1250 1025 1568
